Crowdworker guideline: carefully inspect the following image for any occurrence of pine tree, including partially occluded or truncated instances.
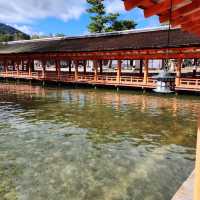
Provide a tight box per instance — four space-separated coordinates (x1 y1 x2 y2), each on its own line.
87 0 137 33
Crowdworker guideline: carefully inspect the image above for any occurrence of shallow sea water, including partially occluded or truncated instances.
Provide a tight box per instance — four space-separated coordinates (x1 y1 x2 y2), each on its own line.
0 82 199 200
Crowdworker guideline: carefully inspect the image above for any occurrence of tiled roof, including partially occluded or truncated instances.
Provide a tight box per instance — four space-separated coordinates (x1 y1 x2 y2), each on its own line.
1 27 200 54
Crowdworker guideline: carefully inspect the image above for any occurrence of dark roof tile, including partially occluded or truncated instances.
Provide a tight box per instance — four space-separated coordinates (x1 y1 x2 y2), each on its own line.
0 28 200 54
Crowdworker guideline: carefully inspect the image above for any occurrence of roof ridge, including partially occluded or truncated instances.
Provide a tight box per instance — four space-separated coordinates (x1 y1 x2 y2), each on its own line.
1 26 179 45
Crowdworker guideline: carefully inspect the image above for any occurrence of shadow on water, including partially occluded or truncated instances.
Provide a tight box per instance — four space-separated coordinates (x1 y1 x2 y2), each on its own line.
0 82 199 200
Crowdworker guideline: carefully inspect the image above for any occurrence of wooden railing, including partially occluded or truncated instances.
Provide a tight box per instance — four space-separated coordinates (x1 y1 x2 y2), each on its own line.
97 75 117 83
78 74 94 82
120 76 143 85
148 78 157 86
0 71 156 88
178 78 200 89
1 71 200 92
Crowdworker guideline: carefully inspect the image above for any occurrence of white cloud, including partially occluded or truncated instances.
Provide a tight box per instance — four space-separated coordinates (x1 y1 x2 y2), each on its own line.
105 0 124 13
0 0 86 24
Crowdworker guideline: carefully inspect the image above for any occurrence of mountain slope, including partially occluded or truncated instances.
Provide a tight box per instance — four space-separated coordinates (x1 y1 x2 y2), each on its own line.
0 23 30 42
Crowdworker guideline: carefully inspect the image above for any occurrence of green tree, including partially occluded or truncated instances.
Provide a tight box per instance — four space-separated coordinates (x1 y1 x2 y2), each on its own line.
87 0 137 33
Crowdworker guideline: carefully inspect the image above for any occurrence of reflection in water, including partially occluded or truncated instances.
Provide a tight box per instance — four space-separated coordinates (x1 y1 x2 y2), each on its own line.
0 82 199 200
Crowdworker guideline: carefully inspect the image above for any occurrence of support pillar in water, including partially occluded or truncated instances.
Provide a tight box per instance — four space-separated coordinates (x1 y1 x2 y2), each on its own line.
3 59 8 76
117 60 122 83
93 60 98 82
74 61 79 81
55 60 61 81
143 59 149 84
42 60 46 80
175 59 182 86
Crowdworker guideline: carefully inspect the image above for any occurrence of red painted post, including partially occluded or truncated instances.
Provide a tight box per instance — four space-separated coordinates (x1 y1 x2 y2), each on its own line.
83 61 87 75
93 60 98 82
175 59 182 86
99 60 103 75
69 61 72 74
143 59 149 84
74 61 79 81
117 60 122 83
42 60 46 79
28 60 32 77
56 60 61 80
4 59 8 76
16 61 20 76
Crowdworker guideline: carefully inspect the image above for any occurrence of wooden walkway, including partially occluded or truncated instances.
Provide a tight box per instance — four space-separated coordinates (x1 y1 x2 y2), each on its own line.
172 172 194 200
0 71 157 89
0 71 200 92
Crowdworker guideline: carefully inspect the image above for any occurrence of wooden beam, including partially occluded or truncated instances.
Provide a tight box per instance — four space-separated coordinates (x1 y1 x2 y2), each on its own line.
144 0 184 18
28 60 32 77
160 1 200 23
42 60 46 79
143 59 148 84
55 60 61 80
83 60 87 74
93 60 98 81
175 58 182 86
99 60 103 75
117 60 122 83
175 11 200 27
74 60 79 81
69 60 72 74
182 23 200 33
16 61 20 76
124 0 154 11
3 59 8 74
1 47 200 61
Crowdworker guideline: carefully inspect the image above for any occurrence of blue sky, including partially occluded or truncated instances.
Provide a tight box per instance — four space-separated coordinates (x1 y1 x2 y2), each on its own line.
0 0 160 36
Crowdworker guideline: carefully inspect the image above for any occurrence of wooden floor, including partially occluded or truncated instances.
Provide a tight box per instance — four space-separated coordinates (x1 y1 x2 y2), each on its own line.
0 71 200 92
172 172 194 200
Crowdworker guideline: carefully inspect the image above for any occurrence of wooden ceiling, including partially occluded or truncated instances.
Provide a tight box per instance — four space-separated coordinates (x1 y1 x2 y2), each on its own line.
123 0 200 36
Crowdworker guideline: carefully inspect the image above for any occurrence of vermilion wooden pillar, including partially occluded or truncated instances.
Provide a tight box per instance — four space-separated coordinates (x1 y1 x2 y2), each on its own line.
42 60 46 79
69 61 72 74
117 60 122 83
143 59 149 84
28 60 32 77
11 60 15 71
99 60 103 75
74 61 79 81
175 59 182 86
93 60 98 81
21 60 25 71
194 117 200 200
4 59 8 74
83 60 87 75
16 61 20 76
55 60 61 80
139 59 143 76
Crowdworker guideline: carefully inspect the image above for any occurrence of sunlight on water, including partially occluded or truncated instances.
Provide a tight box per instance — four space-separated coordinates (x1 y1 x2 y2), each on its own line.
0 82 199 200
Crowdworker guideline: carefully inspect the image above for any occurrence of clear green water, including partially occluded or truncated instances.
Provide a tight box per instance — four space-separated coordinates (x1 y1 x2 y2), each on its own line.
0 82 199 200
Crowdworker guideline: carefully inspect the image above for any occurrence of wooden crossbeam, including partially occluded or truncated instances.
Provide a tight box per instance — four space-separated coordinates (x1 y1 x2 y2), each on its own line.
123 0 200 36
124 0 154 11
171 10 200 27
160 1 200 23
182 20 200 31
182 26 200 37
144 0 184 18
